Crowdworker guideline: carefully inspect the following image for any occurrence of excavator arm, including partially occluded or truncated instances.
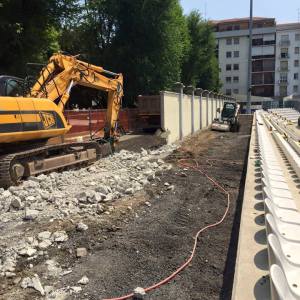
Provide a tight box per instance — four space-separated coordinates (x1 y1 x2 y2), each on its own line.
30 53 123 139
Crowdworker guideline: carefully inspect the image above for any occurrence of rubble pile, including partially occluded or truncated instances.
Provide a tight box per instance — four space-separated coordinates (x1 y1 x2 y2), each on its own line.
0 230 68 278
0 144 177 297
0 145 176 221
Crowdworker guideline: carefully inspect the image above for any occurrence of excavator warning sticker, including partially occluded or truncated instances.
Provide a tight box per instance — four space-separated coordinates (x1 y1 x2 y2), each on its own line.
40 112 56 129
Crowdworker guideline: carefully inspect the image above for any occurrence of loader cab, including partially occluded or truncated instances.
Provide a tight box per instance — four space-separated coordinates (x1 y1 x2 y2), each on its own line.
221 102 238 120
0 76 24 97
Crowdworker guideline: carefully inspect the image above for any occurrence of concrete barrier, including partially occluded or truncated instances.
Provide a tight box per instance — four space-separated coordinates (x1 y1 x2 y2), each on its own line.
160 90 227 144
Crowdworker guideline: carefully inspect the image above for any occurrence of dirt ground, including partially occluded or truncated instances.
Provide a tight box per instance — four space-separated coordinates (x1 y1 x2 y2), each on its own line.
0 116 252 300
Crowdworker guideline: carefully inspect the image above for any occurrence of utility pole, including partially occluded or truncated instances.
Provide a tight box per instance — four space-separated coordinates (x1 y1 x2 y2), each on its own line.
246 0 253 114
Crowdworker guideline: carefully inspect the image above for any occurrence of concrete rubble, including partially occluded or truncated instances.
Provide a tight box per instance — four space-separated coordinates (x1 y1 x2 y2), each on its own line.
0 144 177 297
0 144 176 223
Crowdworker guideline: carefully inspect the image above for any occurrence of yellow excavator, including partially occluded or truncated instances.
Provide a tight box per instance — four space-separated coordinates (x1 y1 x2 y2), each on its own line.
0 53 123 187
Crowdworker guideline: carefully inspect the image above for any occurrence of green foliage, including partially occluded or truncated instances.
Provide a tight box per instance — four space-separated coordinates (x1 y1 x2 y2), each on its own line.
0 0 64 75
182 10 221 91
0 2 220 104
60 0 190 105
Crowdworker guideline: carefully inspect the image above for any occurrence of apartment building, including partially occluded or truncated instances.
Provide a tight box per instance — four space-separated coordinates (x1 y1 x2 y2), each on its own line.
214 17 276 104
275 23 300 98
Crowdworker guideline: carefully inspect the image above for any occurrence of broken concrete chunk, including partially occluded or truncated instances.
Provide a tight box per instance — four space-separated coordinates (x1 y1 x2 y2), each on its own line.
71 286 82 293
18 247 37 257
26 195 35 202
166 185 175 191
125 188 134 195
76 222 88 232
76 248 87 258
78 275 89 285
21 277 32 289
31 274 45 295
10 197 22 210
24 208 39 221
21 274 45 295
5 271 16 278
38 240 52 250
52 231 68 242
37 231 52 241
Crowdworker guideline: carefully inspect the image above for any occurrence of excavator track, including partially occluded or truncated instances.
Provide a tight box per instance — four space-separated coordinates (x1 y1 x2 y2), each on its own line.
0 141 111 189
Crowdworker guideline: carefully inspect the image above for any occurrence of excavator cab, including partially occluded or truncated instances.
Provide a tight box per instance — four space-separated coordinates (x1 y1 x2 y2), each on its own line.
0 76 24 97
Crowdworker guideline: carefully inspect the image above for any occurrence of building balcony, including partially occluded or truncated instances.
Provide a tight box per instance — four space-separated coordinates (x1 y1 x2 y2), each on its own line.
278 53 289 59
277 80 288 85
279 40 290 46
277 67 289 72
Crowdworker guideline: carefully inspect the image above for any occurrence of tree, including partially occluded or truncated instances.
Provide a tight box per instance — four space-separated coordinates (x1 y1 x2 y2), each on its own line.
109 0 189 104
60 0 189 105
0 0 76 76
182 10 220 91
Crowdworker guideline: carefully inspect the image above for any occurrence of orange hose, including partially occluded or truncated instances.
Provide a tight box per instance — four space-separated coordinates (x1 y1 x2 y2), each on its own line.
102 159 231 300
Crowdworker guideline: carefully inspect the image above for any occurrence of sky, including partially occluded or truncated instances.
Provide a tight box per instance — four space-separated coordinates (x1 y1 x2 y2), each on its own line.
180 0 300 23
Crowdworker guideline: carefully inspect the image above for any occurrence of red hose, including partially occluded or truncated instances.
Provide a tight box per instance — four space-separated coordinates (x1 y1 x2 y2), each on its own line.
102 159 231 300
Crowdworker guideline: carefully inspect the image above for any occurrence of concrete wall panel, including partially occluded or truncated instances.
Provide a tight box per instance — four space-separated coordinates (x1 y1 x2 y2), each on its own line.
194 96 200 132
201 97 207 129
160 91 180 144
182 94 192 137
160 91 227 144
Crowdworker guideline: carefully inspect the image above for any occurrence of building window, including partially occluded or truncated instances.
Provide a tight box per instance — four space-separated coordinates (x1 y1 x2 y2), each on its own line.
281 34 289 41
226 77 232 83
281 48 289 58
226 26 233 31
295 33 300 41
226 38 232 45
233 64 239 70
226 51 232 58
294 73 299 80
233 89 239 94
233 76 239 83
226 89 231 95
280 73 288 82
280 60 288 71
233 37 239 45
293 85 298 93
264 72 275 84
233 25 240 30
252 38 263 46
295 47 300 54
295 60 299 67
280 86 287 97
233 51 239 58
226 64 232 71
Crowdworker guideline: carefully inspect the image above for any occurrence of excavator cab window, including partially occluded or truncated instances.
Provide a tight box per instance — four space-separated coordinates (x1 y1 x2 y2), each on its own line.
5 79 23 96
0 76 24 96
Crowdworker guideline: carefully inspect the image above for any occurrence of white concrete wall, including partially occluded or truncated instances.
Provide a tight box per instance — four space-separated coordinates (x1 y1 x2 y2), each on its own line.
160 91 224 144
194 96 200 131
201 96 207 129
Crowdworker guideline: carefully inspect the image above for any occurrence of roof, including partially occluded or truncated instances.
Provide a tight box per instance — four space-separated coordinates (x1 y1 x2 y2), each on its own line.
277 22 300 31
212 17 275 24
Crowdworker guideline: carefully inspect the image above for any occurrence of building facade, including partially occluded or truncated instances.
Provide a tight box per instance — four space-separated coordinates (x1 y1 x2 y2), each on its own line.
275 23 300 98
214 17 276 104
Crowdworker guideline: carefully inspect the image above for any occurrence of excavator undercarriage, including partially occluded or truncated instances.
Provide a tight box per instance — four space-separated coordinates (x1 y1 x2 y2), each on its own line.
0 139 113 188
